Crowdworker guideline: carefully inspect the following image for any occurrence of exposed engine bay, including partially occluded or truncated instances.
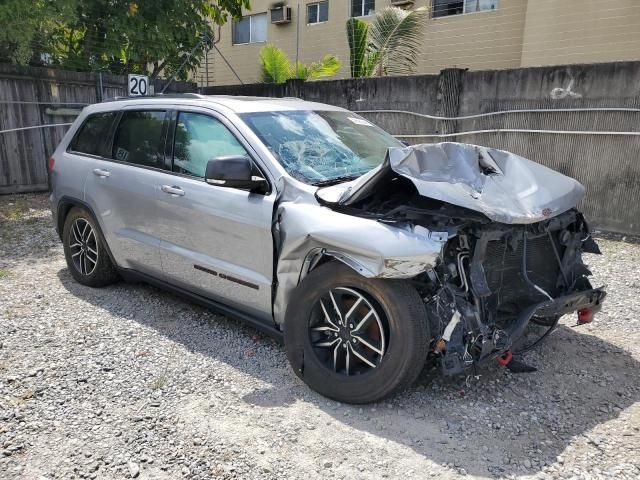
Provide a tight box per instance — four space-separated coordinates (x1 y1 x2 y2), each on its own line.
307 143 607 375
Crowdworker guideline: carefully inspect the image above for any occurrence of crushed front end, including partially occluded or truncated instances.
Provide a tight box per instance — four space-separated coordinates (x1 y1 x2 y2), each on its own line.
315 142 607 376
413 208 606 376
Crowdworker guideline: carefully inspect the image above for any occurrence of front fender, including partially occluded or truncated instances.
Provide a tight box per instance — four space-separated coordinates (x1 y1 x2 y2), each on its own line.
273 201 447 325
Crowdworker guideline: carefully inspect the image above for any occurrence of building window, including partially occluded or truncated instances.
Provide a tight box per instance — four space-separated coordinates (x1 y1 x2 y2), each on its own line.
351 0 375 18
232 13 267 44
308 1 329 24
432 0 498 18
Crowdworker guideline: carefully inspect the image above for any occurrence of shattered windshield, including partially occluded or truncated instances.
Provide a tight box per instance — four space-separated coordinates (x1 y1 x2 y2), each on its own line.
240 110 404 185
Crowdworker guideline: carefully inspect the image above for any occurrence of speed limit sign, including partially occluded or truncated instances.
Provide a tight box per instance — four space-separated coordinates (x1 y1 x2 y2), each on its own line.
128 74 149 96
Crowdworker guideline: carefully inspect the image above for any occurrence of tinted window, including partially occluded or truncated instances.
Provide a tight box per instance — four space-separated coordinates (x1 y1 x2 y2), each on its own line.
111 111 166 168
173 112 248 178
69 112 116 156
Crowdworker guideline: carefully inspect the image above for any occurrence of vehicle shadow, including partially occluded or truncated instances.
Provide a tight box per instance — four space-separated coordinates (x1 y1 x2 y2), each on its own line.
57 268 640 478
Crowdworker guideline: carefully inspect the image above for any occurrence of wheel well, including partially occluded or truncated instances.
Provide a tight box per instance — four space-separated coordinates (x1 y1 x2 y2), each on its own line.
56 201 76 240
300 250 372 287
56 198 118 266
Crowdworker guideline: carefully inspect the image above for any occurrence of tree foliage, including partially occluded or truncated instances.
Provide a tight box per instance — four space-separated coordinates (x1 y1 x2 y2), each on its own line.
259 44 292 83
0 0 250 80
346 17 371 78
259 44 341 83
347 6 429 78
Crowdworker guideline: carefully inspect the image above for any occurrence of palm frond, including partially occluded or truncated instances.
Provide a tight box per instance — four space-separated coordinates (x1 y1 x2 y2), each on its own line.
346 17 369 78
367 6 429 76
259 44 293 83
293 61 310 80
306 54 342 80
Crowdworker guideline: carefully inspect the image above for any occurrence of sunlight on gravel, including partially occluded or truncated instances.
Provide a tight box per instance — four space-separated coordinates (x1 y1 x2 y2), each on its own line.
1 193 639 480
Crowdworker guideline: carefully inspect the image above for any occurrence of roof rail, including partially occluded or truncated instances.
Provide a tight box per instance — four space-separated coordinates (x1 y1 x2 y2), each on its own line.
102 93 204 103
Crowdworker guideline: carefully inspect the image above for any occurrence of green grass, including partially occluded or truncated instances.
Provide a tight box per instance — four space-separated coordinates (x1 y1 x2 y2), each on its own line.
0 200 29 221
0 269 10 280
148 374 168 391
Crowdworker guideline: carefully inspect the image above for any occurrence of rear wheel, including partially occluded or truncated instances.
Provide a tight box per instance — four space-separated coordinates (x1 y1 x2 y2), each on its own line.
62 207 119 287
284 262 430 404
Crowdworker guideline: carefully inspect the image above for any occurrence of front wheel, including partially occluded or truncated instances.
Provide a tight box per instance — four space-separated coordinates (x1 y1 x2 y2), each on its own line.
284 262 430 404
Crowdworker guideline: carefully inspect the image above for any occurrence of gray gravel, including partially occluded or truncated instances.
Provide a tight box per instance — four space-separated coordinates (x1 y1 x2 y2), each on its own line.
1 193 639 480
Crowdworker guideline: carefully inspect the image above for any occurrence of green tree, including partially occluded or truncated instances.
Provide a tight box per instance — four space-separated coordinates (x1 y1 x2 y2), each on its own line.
259 44 341 83
0 0 76 64
0 0 250 80
347 6 429 78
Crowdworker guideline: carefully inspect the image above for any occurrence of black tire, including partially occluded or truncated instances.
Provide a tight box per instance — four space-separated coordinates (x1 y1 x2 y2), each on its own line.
62 207 119 287
284 262 430 404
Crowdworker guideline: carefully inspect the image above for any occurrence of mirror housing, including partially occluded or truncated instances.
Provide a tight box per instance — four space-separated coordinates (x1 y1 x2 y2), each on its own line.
205 156 268 192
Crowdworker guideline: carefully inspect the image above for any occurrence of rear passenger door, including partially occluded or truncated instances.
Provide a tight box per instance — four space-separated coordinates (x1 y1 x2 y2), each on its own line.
153 108 276 322
82 108 169 276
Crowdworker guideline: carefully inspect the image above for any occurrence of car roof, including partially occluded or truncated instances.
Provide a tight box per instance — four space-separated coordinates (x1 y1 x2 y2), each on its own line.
88 94 347 114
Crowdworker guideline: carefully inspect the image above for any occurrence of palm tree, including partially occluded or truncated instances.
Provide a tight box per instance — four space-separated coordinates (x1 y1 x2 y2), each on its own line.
347 6 429 78
259 44 292 83
259 44 341 83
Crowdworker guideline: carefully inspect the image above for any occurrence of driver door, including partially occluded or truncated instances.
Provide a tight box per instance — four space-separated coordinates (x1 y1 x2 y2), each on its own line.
153 109 276 322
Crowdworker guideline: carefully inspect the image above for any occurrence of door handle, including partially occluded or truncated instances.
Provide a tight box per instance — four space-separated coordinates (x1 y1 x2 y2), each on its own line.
161 185 185 196
92 168 110 178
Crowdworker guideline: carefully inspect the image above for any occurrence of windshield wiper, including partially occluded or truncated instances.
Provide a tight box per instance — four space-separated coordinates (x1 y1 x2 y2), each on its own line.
312 175 361 187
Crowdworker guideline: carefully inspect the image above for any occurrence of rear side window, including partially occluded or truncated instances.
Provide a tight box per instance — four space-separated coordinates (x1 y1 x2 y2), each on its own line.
173 112 248 178
111 111 166 168
69 112 116 156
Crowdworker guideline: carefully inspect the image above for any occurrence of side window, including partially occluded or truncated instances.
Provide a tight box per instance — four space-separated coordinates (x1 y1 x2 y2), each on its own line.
111 111 166 168
69 112 116 156
172 112 249 178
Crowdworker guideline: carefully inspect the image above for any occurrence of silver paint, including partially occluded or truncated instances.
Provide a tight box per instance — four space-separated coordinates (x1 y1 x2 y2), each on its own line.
271 176 445 324
317 142 586 224
50 96 589 331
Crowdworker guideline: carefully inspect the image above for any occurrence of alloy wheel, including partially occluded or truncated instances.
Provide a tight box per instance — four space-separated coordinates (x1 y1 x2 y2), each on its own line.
69 218 99 276
309 287 388 376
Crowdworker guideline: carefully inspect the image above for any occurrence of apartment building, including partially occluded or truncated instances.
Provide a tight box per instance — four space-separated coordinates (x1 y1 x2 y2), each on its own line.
195 0 640 86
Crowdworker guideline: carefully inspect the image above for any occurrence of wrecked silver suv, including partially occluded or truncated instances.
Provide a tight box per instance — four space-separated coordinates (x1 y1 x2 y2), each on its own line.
50 96 605 404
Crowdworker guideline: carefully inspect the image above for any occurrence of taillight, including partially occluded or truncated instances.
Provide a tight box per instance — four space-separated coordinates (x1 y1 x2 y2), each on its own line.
48 157 55 172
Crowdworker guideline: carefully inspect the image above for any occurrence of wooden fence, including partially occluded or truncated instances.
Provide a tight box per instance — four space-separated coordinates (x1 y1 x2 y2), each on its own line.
0 64 196 193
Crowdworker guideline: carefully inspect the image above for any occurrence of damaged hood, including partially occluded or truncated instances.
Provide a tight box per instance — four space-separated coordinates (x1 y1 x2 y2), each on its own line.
316 142 586 224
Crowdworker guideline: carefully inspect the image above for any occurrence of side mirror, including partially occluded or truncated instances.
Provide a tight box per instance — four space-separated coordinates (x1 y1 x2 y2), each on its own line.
204 155 268 192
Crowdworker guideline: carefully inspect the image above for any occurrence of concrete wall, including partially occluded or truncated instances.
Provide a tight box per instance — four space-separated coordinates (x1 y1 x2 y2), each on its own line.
0 64 195 193
196 0 640 87
202 61 640 235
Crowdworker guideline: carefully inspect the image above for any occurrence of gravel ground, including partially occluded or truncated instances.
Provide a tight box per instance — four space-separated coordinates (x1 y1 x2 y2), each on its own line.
0 193 639 480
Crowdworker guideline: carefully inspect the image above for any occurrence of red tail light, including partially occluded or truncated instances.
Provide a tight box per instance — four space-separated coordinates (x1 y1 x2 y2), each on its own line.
577 308 593 324
48 157 55 172
496 350 513 366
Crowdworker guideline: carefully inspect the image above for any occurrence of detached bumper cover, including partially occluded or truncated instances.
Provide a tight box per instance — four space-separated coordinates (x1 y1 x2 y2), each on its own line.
508 287 607 342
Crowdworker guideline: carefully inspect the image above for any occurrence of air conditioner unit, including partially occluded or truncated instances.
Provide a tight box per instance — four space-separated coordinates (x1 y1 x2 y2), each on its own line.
390 0 415 6
270 6 292 24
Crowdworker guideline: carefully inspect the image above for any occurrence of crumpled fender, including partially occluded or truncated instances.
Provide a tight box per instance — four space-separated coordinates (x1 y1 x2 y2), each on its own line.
272 177 446 325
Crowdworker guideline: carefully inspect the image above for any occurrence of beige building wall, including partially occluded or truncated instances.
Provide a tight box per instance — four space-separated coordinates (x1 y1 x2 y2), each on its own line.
520 0 640 67
195 0 640 87
419 0 526 73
